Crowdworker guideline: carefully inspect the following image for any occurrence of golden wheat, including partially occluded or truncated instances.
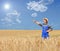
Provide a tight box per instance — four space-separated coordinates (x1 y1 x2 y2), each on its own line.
0 30 60 51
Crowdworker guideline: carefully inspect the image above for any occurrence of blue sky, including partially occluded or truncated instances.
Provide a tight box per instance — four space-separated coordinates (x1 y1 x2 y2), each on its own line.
0 0 60 30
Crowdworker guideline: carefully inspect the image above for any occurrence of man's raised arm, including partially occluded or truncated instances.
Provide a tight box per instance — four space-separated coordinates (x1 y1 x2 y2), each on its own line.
33 20 42 27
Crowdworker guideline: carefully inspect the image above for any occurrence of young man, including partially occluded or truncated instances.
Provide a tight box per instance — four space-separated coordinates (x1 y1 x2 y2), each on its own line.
33 18 52 39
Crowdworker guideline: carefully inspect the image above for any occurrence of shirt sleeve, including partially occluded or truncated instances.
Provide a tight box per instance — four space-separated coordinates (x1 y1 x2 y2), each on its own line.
48 26 53 30
38 24 42 27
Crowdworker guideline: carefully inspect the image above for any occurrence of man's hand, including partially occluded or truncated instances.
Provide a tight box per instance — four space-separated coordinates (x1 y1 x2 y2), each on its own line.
47 29 52 32
33 20 40 24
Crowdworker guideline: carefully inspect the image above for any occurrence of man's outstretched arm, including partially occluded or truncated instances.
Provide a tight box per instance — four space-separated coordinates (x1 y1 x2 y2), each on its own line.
33 20 42 27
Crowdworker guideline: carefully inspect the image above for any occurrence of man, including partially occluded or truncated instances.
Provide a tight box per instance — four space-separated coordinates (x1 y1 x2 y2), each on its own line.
33 18 53 39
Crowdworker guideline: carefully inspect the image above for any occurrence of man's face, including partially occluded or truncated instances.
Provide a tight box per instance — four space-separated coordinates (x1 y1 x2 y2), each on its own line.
43 19 47 24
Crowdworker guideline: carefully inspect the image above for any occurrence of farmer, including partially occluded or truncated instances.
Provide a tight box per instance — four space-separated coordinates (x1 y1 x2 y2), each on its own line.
33 18 53 39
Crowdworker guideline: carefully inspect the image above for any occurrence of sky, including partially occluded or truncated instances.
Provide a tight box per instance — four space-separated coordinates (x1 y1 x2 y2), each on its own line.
0 0 60 30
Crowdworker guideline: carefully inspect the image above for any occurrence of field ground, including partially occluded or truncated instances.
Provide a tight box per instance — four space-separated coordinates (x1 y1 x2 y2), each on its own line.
0 30 60 51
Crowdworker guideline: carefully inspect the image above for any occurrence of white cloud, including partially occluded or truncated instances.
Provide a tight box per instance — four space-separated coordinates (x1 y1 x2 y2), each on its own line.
31 12 37 17
1 10 21 26
27 0 54 12
27 1 47 12
7 10 20 17
16 19 21 23
42 0 54 5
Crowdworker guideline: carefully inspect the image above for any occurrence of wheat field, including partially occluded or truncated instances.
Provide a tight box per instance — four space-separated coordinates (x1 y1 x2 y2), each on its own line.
0 30 60 51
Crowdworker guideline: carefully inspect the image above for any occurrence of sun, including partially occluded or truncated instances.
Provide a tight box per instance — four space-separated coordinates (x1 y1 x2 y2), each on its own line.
4 3 10 10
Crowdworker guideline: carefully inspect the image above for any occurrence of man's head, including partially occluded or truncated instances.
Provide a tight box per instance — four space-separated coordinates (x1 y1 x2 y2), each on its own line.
43 18 48 24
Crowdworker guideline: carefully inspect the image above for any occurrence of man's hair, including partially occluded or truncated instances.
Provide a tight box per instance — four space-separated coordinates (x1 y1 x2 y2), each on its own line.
43 18 48 23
